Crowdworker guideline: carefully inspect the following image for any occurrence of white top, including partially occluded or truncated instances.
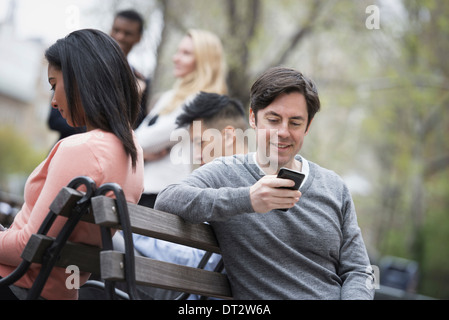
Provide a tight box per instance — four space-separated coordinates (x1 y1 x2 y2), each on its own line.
135 90 192 194
252 152 310 189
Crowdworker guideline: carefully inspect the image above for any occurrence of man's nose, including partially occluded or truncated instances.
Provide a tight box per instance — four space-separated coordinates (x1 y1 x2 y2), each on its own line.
277 122 290 138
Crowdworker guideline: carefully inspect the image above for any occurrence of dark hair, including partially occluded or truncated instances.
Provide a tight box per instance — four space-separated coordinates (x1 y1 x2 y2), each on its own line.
115 9 145 34
176 92 247 130
45 29 140 169
250 66 320 129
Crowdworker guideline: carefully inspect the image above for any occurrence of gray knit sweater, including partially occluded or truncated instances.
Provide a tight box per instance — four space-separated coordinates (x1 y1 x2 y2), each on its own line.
155 153 374 299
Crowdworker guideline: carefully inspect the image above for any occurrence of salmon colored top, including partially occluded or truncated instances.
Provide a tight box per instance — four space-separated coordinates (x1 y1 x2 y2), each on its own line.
0 129 144 300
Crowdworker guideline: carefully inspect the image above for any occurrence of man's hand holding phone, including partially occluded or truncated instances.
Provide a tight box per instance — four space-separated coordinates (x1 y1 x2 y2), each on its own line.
249 169 303 213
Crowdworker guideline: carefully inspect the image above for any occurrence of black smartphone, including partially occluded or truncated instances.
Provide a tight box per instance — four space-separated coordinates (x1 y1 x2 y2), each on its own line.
276 167 305 211
277 167 305 190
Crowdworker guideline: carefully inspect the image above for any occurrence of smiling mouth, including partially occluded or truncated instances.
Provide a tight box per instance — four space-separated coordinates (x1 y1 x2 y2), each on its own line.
271 143 292 150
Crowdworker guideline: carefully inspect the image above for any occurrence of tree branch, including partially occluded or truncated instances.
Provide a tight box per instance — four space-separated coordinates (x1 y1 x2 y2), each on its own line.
424 154 449 177
271 1 323 67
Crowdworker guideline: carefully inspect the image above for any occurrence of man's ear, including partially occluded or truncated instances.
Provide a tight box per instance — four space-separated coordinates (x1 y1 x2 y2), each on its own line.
249 108 256 129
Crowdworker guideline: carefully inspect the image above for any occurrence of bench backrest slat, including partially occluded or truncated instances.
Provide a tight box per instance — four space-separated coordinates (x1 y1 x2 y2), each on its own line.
101 251 231 299
90 196 221 254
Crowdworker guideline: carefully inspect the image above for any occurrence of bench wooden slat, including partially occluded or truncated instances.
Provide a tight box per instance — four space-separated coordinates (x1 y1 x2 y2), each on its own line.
90 196 221 254
21 234 102 274
49 187 95 224
100 250 232 300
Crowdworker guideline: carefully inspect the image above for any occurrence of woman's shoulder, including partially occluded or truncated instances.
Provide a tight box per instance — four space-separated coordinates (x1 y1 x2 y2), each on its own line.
59 130 117 148
51 130 130 175
55 130 125 164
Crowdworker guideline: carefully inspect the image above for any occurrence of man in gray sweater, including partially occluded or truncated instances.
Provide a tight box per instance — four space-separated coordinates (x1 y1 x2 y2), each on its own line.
155 67 374 299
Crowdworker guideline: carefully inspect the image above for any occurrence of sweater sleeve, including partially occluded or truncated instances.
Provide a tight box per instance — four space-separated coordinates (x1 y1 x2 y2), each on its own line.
338 187 375 299
0 140 102 267
155 161 254 223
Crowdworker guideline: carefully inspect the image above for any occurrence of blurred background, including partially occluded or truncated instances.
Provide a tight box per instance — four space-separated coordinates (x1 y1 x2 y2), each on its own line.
0 0 448 299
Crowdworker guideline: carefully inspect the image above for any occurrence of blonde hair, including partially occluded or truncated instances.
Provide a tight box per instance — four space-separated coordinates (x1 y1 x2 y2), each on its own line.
160 29 228 115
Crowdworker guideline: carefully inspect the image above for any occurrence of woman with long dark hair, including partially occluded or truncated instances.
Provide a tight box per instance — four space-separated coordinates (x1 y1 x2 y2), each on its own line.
0 29 144 300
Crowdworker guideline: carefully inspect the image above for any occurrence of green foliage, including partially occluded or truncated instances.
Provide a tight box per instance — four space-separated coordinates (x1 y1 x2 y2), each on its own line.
418 172 449 298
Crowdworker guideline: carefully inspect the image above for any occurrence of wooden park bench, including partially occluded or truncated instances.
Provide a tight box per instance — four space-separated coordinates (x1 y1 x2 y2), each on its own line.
0 176 232 300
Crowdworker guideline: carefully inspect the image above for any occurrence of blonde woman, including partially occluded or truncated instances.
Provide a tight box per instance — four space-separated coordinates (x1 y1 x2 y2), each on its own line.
134 29 228 208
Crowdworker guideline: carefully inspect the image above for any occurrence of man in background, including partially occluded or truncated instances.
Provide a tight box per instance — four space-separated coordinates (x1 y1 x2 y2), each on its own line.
176 91 249 166
110 9 150 127
130 92 249 299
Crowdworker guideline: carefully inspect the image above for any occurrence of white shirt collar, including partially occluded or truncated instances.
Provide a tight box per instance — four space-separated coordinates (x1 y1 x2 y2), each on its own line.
252 152 309 187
